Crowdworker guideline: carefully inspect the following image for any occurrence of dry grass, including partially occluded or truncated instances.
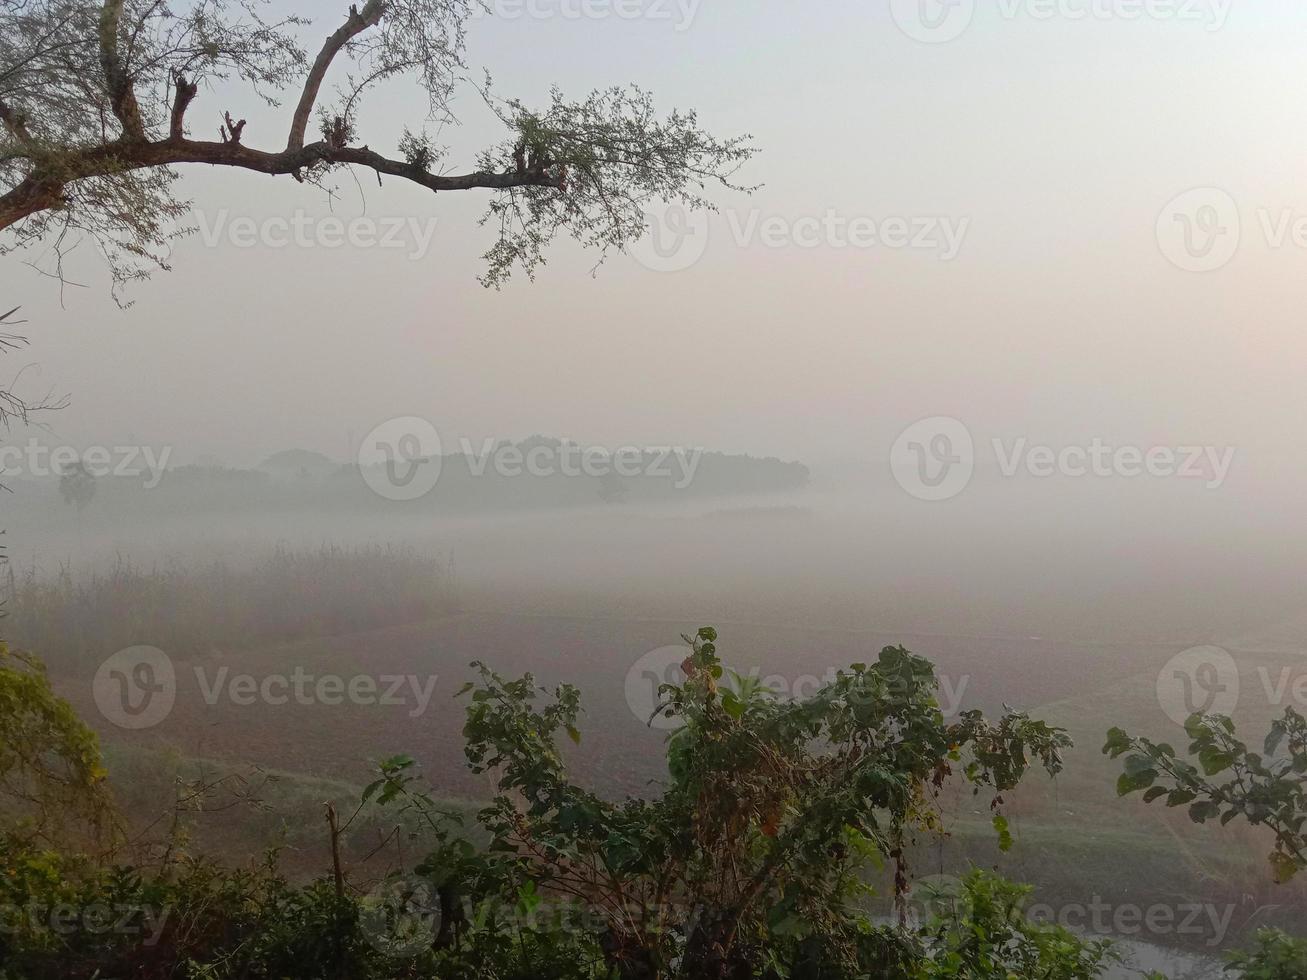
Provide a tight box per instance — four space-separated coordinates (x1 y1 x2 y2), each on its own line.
2 544 458 670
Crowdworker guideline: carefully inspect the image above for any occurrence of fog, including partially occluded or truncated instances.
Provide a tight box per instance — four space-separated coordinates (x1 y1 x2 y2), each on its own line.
5 454 1305 647
8 4 1307 654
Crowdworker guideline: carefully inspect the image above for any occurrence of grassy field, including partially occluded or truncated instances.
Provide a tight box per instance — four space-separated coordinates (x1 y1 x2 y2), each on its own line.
9 554 1304 957
100 740 483 884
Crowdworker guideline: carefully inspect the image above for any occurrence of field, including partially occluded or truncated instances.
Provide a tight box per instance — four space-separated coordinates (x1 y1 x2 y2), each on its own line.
5 542 1305 968
26 603 1306 955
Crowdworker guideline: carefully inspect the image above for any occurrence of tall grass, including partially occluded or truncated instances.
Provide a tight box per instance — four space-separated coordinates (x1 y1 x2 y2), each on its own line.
2 544 458 670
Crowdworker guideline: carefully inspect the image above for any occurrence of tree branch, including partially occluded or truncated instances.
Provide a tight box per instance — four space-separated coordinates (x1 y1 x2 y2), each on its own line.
287 0 386 153
0 134 559 235
169 73 198 141
0 97 32 147
98 0 146 141
0 174 65 230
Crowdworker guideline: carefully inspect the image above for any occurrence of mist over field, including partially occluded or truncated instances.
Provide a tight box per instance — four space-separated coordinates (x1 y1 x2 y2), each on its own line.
4 444 1305 646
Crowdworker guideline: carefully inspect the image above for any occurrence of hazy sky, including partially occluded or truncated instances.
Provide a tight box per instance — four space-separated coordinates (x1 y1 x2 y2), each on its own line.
7 0 1307 473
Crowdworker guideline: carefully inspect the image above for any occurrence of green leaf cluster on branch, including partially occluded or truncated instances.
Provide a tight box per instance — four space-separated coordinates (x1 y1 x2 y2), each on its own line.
1106 708 1307 884
0 643 114 848
410 627 1073 978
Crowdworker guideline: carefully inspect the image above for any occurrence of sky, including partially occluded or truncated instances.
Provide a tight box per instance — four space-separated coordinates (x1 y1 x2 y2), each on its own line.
7 0 1307 474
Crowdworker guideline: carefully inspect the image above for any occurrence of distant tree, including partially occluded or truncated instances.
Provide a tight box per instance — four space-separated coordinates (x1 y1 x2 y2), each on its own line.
58 457 96 513
0 1 755 298
596 470 628 504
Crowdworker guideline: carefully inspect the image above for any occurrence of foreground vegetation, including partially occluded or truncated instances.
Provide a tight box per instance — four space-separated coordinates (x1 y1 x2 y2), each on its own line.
1 629 1305 979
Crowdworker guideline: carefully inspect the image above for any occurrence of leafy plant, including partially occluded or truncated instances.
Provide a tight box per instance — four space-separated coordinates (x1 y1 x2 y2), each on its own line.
403 627 1074 978
1105 708 1307 883
913 869 1117 980
1225 928 1307 980
0 643 113 847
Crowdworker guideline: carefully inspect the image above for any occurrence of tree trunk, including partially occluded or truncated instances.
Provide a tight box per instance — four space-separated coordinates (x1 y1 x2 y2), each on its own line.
0 176 63 233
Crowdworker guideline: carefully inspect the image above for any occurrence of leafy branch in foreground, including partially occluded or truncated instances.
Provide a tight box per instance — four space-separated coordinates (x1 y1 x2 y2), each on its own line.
0 643 114 849
426 627 1073 978
0 1 755 298
1106 708 1307 883
2 635 1304 978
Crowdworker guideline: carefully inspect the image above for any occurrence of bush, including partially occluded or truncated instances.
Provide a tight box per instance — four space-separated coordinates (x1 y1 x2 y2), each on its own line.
1 629 1303 978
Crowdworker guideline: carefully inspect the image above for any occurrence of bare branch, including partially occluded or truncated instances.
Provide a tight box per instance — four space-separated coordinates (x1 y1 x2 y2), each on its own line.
287 0 385 153
0 97 32 146
0 173 65 230
168 72 197 141
220 111 246 146
97 0 145 140
0 132 560 235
